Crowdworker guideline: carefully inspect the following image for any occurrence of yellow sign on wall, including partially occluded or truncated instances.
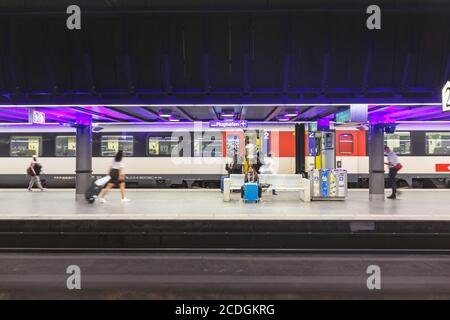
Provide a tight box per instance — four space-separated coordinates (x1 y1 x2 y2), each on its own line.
68 137 76 150
148 140 159 155
108 141 119 151
28 140 39 155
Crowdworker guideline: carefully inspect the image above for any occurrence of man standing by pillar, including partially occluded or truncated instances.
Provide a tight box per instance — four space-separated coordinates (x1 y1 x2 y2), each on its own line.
384 146 399 199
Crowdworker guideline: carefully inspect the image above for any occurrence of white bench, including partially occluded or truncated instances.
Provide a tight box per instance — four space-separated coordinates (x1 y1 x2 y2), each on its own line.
259 174 311 202
223 174 311 202
223 174 245 202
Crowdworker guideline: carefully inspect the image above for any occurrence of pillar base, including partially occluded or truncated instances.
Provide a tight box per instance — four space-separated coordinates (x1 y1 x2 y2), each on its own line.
75 194 86 202
369 193 385 201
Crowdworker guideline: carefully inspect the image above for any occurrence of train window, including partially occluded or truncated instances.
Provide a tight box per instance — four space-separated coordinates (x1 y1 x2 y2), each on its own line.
148 136 180 156
10 136 42 157
426 132 450 155
101 136 134 157
194 132 223 157
384 132 410 154
338 134 354 154
55 136 76 157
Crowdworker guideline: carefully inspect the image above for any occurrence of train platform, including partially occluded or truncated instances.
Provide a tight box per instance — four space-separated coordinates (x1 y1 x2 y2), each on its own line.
1 188 450 251
0 188 449 220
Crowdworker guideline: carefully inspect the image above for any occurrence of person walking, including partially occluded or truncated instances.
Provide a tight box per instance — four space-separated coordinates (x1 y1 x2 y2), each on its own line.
98 150 131 203
384 146 401 199
27 156 45 191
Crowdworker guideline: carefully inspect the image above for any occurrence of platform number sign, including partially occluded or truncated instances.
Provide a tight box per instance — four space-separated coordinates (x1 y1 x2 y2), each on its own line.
32 111 45 124
443 81 450 112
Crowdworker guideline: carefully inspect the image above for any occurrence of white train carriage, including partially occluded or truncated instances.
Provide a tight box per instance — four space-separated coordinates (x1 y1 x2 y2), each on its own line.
0 122 297 188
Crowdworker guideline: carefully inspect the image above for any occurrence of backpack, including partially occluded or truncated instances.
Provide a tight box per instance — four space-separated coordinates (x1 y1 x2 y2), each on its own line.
26 166 34 176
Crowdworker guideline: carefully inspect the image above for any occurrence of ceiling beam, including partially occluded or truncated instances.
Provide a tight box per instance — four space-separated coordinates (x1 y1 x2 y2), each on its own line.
264 106 284 121
282 15 292 95
404 109 449 121
320 17 330 96
74 107 125 122
122 18 135 95
162 21 172 95
209 106 219 120
174 106 195 121
239 106 247 120
400 17 417 94
292 106 314 121
103 106 150 121
142 107 169 121
305 108 336 121
362 33 374 94
0 109 27 121
8 2 450 16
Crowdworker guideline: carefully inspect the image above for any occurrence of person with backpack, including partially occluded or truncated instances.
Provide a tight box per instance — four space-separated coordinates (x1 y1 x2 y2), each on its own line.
384 146 402 199
98 150 130 203
27 156 45 191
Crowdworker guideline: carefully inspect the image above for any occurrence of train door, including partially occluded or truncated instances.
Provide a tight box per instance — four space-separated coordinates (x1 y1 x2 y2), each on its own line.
243 130 261 173
224 129 262 173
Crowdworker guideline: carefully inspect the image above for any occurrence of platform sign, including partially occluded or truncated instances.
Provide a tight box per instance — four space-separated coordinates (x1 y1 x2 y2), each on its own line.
308 132 315 156
209 120 248 128
335 105 368 123
32 111 45 124
335 108 351 123
443 81 450 112
308 123 317 132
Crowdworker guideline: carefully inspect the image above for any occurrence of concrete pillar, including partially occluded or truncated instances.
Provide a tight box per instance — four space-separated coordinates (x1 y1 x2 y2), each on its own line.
368 124 385 200
75 114 92 200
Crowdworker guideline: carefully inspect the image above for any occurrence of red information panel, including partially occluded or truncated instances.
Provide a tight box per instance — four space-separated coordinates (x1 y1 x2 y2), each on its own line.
435 164 450 172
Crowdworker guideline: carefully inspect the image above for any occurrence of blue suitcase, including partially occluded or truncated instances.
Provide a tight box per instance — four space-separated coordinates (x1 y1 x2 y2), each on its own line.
220 175 227 193
243 183 259 203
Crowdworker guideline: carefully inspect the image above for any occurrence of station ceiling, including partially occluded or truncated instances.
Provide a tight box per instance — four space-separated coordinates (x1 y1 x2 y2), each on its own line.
0 104 447 123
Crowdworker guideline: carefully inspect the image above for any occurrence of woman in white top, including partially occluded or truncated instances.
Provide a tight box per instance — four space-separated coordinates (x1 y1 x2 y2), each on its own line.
99 150 130 203
259 153 277 195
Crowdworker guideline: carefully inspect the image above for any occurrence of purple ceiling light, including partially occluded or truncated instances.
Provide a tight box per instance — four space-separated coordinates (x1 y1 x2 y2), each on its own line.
284 109 299 117
220 110 235 118
277 114 290 122
168 115 180 122
158 109 172 118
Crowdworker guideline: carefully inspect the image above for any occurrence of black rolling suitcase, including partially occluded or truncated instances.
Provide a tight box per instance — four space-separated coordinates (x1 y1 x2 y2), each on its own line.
85 176 111 203
40 178 48 189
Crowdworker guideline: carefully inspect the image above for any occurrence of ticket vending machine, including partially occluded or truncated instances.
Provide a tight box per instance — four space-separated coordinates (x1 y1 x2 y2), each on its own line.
309 129 347 200
313 131 336 170
310 168 347 200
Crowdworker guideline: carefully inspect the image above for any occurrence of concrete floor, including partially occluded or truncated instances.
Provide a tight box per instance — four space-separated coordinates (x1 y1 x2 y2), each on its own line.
0 189 449 220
